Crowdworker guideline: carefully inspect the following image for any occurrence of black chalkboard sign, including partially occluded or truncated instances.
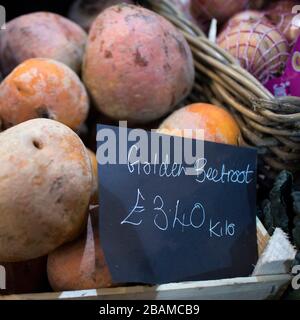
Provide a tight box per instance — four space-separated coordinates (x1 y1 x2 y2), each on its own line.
97 124 258 285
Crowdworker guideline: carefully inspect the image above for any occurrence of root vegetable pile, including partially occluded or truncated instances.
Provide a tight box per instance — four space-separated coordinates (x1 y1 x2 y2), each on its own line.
0 0 297 295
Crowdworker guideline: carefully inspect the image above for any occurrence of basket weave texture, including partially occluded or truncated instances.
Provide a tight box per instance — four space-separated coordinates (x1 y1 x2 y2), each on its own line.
147 0 300 177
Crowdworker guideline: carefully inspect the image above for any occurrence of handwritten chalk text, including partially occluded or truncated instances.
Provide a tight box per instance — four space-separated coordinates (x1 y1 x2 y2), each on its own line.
121 188 236 237
128 146 254 185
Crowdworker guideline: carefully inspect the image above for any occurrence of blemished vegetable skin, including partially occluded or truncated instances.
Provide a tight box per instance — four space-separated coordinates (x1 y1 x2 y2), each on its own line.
159 103 241 146
0 119 93 262
83 4 195 124
0 58 89 131
47 207 113 291
0 12 87 76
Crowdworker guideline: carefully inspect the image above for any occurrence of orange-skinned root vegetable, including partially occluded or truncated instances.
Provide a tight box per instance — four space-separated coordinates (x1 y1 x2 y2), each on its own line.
0 12 87 76
68 0 134 31
267 0 300 47
217 20 290 84
191 0 248 24
0 119 93 262
0 58 89 130
83 4 195 124
159 103 241 146
47 207 113 291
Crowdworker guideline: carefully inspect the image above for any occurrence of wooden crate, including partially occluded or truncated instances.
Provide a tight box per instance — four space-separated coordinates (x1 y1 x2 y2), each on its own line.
0 219 296 300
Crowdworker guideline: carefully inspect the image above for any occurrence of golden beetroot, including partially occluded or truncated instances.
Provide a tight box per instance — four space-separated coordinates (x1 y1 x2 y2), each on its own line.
47 207 113 291
0 119 93 262
83 4 194 123
159 103 241 146
0 58 89 130
0 12 87 75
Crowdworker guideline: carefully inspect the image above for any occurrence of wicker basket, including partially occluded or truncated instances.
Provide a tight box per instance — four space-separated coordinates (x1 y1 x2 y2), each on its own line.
146 0 300 181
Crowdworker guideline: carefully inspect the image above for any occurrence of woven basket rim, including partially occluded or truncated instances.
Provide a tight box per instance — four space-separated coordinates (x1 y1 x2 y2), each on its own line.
147 0 300 173
148 0 300 105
